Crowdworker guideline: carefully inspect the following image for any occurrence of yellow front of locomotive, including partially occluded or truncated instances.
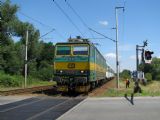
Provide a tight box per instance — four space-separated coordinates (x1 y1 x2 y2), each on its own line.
53 43 90 92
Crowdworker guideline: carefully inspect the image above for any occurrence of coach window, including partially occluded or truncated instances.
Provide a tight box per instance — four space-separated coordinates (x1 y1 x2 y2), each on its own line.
73 46 88 55
56 46 71 55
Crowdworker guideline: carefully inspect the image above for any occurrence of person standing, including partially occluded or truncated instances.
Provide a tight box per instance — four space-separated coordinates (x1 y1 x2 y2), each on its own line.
128 79 130 88
125 79 129 88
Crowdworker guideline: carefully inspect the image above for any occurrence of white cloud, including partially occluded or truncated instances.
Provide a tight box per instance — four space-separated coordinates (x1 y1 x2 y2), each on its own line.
99 21 108 26
129 55 136 60
129 55 141 60
104 53 116 59
119 44 134 51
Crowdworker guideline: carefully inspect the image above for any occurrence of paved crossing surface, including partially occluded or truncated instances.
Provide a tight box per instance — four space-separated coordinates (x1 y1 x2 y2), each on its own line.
1 96 160 120
0 95 34 105
0 96 84 120
57 97 160 120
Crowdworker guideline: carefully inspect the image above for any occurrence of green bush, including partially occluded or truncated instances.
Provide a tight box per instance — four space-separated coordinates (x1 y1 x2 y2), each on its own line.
155 75 160 81
0 72 53 88
120 69 131 79
0 72 23 87
37 67 53 81
145 73 152 82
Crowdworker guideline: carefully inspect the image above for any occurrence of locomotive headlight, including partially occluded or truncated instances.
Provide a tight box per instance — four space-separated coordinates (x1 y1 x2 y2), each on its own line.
81 70 84 73
60 70 63 73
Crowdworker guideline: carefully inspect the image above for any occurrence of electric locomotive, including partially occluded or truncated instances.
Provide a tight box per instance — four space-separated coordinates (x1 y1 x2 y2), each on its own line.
53 36 114 93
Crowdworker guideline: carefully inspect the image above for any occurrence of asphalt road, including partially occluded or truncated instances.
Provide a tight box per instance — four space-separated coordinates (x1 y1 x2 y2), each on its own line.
0 95 34 105
58 97 160 120
0 96 84 120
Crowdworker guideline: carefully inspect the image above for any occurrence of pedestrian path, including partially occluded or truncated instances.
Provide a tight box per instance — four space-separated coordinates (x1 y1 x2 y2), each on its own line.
57 97 160 120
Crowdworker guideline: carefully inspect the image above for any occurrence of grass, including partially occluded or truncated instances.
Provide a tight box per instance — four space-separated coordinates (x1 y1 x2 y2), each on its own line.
140 81 160 96
0 81 56 91
100 79 160 97
0 72 56 91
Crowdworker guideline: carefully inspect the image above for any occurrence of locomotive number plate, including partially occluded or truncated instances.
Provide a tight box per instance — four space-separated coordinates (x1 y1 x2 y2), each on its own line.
68 63 75 68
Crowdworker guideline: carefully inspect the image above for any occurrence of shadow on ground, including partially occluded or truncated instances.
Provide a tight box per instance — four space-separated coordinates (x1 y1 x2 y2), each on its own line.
124 93 134 105
33 86 85 97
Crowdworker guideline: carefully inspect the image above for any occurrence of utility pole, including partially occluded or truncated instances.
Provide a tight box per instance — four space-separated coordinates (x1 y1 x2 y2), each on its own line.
89 6 124 89
115 7 124 89
24 29 28 88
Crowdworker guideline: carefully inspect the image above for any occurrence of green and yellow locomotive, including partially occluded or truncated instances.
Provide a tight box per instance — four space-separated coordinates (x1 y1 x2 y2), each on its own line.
53 36 114 93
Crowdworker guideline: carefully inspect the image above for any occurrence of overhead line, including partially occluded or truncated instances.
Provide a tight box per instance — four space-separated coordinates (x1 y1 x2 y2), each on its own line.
65 1 88 29
88 28 116 42
19 12 65 39
1 0 65 40
52 0 84 37
65 1 94 38
55 30 66 40
39 29 55 39
19 11 53 29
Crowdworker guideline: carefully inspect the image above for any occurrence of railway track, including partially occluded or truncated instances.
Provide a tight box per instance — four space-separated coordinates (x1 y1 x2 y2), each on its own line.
89 79 115 97
0 79 115 96
0 85 55 96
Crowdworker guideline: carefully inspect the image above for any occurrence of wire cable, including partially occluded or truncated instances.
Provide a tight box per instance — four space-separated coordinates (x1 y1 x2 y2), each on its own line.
52 0 84 37
65 1 94 38
19 11 66 40
55 30 66 40
39 28 55 39
66 1 87 28
1 0 65 40
89 27 116 42
19 11 53 29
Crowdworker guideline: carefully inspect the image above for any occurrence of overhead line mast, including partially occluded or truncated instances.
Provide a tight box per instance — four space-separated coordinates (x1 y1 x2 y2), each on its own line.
89 6 125 89
115 7 125 89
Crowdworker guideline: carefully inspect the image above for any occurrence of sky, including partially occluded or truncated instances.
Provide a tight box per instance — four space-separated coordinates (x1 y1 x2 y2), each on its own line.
8 0 160 71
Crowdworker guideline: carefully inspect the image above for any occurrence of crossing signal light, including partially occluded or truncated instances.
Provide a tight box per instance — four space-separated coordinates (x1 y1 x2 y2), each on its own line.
144 50 154 60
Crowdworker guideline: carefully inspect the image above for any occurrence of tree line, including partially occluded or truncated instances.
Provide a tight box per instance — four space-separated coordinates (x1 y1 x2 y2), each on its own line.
0 0 54 86
139 57 160 81
120 57 160 82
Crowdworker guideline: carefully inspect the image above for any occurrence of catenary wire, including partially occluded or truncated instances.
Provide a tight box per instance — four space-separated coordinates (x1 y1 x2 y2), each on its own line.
52 0 84 37
65 1 94 38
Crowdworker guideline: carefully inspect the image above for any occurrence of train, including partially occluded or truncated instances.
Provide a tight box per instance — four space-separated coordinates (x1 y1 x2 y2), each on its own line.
53 36 115 93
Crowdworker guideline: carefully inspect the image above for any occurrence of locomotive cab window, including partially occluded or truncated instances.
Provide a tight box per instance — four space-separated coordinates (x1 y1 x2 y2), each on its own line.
56 46 71 55
73 46 88 55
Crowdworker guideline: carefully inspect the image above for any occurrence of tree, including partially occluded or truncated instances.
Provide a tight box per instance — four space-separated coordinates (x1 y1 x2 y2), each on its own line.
0 0 55 81
36 42 54 80
139 57 160 81
120 69 131 79
0 0 20 72
145 73 152 82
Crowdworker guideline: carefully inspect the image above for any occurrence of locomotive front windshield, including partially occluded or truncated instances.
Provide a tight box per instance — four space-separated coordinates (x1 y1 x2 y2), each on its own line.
73 46 88 55
56 45 88 55
56 46 71 55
